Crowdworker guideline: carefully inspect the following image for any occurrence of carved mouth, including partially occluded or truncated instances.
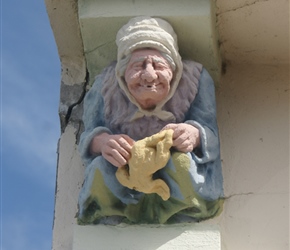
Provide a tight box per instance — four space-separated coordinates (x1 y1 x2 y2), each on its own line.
142 82 160 88
142 85 159 91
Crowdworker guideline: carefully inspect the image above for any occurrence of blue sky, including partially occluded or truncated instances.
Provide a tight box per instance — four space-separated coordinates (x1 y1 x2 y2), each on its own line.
1 1 60 249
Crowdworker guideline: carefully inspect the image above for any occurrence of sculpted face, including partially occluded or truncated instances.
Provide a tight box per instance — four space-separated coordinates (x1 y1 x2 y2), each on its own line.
124 49 173 110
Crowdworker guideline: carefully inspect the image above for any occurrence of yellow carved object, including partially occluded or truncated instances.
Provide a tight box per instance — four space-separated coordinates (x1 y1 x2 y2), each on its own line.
116 129 174 201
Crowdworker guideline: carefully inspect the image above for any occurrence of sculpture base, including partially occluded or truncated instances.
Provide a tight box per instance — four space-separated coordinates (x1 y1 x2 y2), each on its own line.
73 223 221 250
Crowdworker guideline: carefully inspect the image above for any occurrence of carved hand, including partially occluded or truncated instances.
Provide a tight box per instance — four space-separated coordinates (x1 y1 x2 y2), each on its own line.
90 133 134 167
162 123 200 153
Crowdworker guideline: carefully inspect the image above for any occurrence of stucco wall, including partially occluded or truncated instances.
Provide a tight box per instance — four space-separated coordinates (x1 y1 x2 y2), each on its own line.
217 64 289 249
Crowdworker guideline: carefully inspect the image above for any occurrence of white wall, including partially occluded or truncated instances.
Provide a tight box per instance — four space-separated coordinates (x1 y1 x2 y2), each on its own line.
217 64 289 249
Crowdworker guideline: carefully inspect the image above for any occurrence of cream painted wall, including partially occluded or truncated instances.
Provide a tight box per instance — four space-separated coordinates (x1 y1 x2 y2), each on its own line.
216 0 289 65
217 64 289 249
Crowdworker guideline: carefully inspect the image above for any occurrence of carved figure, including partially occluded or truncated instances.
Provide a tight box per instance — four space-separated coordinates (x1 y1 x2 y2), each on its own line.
77 16 223 224
116 129 174 201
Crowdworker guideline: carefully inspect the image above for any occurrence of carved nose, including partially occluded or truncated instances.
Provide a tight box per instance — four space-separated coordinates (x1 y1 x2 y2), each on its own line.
141 64 157 82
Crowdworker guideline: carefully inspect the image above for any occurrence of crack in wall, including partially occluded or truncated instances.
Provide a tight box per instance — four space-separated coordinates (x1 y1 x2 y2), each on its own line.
59 70 89 135
223 192 254 200
85 40 115 54
215 0 271 67
223 191 288 201
217 0 270 16
64 81 87 127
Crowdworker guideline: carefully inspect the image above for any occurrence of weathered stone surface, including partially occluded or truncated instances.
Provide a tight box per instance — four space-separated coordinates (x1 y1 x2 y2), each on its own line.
53 125 84 250
59 82 86 136
45 0 87 85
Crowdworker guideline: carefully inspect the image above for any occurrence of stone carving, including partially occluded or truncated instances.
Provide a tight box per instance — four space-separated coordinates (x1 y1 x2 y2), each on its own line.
77 16 223 224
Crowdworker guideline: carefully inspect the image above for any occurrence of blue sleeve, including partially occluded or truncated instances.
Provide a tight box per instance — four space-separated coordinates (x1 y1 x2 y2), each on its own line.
185 68 220 164
78 74 112 166
185 68 223 199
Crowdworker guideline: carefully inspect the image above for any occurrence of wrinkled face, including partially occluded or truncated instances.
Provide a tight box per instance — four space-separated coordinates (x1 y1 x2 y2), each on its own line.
124 49 173 110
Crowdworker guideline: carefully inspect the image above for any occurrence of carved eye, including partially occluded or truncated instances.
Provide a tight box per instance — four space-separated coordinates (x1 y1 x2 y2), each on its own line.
133 62 143 69
154 63 162 70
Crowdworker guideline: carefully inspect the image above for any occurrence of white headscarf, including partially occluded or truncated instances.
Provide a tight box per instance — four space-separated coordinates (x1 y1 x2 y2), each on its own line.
115 16 183 121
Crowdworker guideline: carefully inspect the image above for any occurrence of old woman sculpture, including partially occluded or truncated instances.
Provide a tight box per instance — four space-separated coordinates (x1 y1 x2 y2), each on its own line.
77 16 223 224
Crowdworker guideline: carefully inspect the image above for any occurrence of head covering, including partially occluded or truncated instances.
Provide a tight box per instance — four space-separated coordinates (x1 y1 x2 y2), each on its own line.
115 16 183 121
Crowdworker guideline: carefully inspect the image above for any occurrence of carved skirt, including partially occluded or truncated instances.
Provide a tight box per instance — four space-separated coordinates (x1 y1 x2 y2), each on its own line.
77 152 223 224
